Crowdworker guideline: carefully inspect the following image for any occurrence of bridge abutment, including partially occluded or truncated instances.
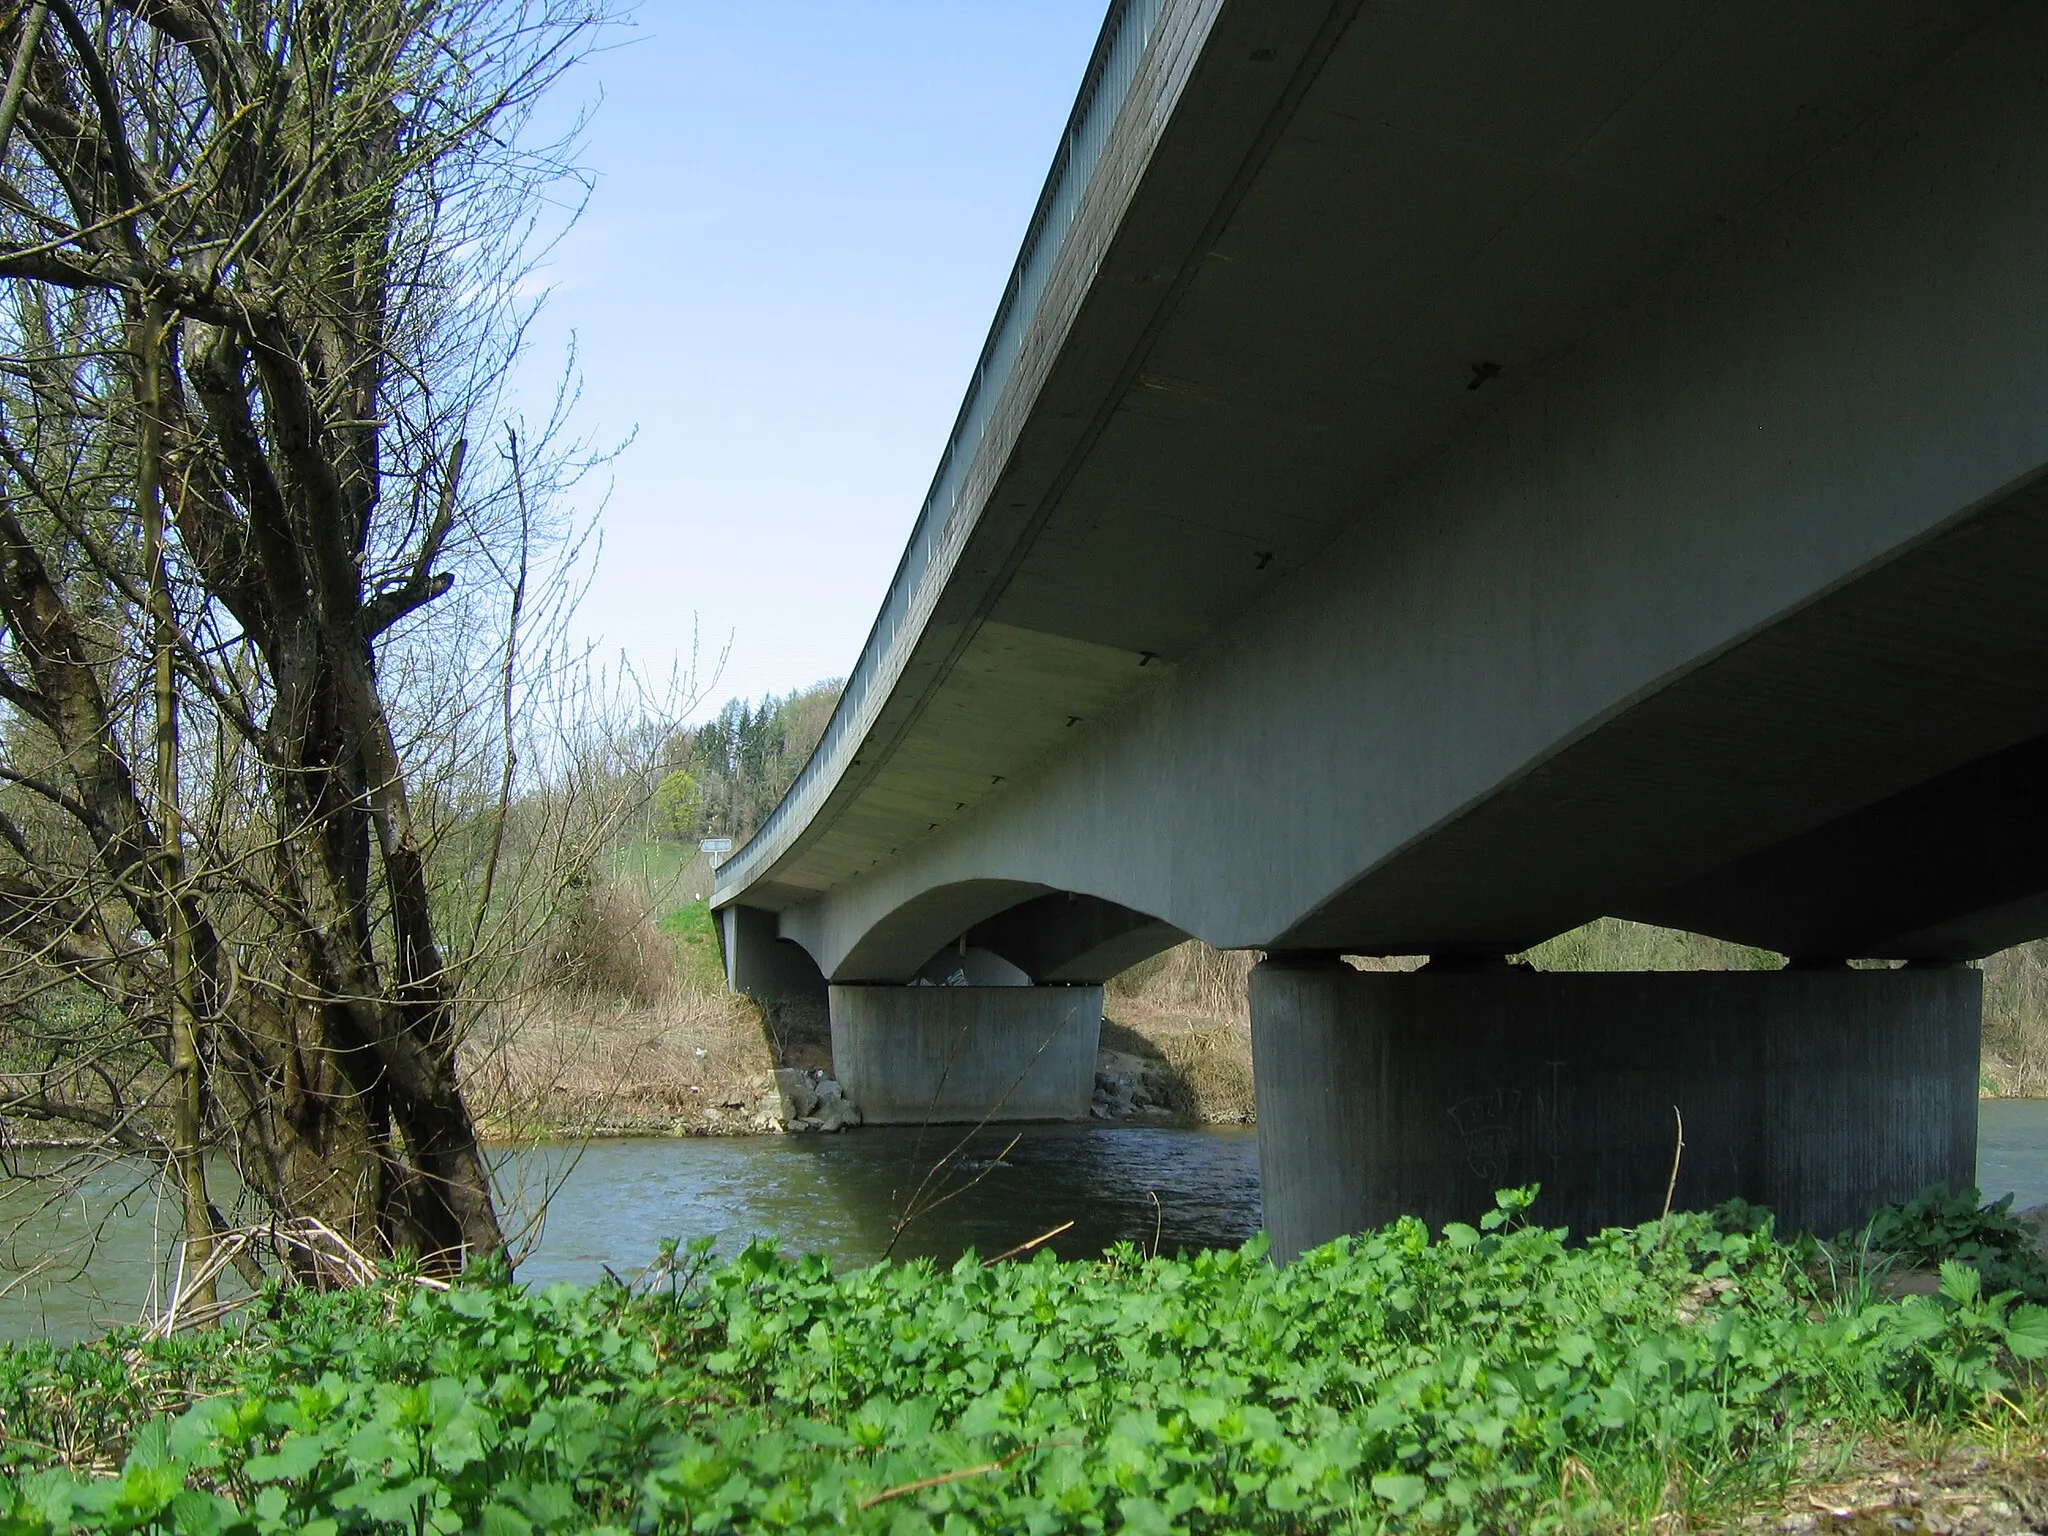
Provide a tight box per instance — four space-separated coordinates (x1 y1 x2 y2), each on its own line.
829 984 1103 1124
720 905 829 1009
1250 958 1980 1260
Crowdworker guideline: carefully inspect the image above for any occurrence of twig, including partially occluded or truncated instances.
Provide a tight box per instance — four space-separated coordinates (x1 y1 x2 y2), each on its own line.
883 1002 1081 1259
1659 1105 1685 1222
857 1443 1067 1510
989 1220 1073 1264
142 1217 447 1337
889 1133 1021 1239
897 1012 975 1231
154 1291 256 1333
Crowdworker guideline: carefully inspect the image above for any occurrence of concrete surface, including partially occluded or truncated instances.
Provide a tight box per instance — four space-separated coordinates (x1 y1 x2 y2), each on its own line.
719 905 828 1007
707 5 2046 1253
1249 960 1982 1260
718 1 2048 983
830 985 1104 1124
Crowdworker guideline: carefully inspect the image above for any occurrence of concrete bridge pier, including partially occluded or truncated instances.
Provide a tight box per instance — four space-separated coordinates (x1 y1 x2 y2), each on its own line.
1250 957 1981 1261
830 984 1103 1124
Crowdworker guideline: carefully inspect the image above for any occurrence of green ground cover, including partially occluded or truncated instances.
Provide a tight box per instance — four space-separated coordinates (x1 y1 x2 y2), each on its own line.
653 901 716 943
3 1191 2045 1535
656 899 725 992
608 843 694 892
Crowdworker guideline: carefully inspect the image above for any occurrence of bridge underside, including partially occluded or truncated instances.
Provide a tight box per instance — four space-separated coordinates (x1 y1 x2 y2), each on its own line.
738 3 2048 985
745 470 2048 991
715 0 2045 1243
1289 477 2048 963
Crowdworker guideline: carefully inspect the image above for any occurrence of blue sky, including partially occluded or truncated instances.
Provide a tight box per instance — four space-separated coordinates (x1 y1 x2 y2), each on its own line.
511 2 1108 718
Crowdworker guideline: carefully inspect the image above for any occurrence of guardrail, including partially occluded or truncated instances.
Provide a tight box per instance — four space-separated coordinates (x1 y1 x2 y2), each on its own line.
714 0 1167 902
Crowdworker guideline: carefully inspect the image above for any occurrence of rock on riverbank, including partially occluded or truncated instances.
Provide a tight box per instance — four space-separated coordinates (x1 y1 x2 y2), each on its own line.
695 1068 863 1134
1089 1049 1178 1122
772 1067 863 1132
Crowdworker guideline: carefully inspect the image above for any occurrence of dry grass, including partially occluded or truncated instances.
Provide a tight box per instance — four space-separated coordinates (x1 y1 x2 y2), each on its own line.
1105 942 1259 1123
1982 940 2048 1097
533 877 685 1006
1109 941 1258 1025
1100 1007 1257 1125
1732 1397 2048 1535
460 987 778 1141
462 872 784 1140
1149 1020 1257 1124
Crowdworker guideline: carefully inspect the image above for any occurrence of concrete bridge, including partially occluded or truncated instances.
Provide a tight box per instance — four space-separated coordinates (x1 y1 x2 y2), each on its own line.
715 0 2048 1257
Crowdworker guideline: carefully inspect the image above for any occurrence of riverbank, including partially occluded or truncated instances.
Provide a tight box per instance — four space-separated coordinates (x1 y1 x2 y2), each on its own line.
269 868 2048 1138
2 963 2038 1155
6 1195 2048 1534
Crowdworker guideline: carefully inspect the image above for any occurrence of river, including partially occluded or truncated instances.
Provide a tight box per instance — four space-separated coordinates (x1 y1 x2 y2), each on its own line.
5 1101 2047 1344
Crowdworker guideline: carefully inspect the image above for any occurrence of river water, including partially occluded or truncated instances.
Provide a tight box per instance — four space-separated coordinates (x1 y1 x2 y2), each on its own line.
5 1103 2046 1344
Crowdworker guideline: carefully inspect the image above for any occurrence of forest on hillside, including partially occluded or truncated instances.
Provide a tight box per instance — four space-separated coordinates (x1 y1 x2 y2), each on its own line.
650 681 842 846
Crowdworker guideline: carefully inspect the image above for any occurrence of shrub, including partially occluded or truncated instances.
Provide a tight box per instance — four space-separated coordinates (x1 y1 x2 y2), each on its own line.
535 874 677 1007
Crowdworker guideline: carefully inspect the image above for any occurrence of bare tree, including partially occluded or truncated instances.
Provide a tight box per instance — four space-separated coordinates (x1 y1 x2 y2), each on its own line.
0 0 608 1276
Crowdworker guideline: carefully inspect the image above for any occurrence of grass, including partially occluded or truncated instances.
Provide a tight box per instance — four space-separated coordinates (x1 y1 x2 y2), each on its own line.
1520 916 1782 973
1983 941 2048 1097
656 898 727 995
607 839 699 890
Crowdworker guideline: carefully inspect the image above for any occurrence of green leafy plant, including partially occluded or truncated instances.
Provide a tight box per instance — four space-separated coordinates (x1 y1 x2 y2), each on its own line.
3 1191 2043 1534
1857 1184 2048 1303
652 772 703 842
1888 1260 2048 1414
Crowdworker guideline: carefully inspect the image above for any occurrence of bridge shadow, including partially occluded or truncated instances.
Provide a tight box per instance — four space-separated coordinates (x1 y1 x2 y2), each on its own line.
1097 1016 1204 1123
757 995 833 1073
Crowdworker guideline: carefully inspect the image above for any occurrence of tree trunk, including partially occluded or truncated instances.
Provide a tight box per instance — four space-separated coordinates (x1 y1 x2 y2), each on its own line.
0 0 600 1273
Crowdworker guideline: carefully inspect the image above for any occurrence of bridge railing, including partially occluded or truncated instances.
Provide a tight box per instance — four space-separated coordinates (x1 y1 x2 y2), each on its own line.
714 0 1167 903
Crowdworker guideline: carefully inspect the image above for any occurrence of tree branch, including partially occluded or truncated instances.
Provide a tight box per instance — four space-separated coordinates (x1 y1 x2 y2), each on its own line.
363 436 462 638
